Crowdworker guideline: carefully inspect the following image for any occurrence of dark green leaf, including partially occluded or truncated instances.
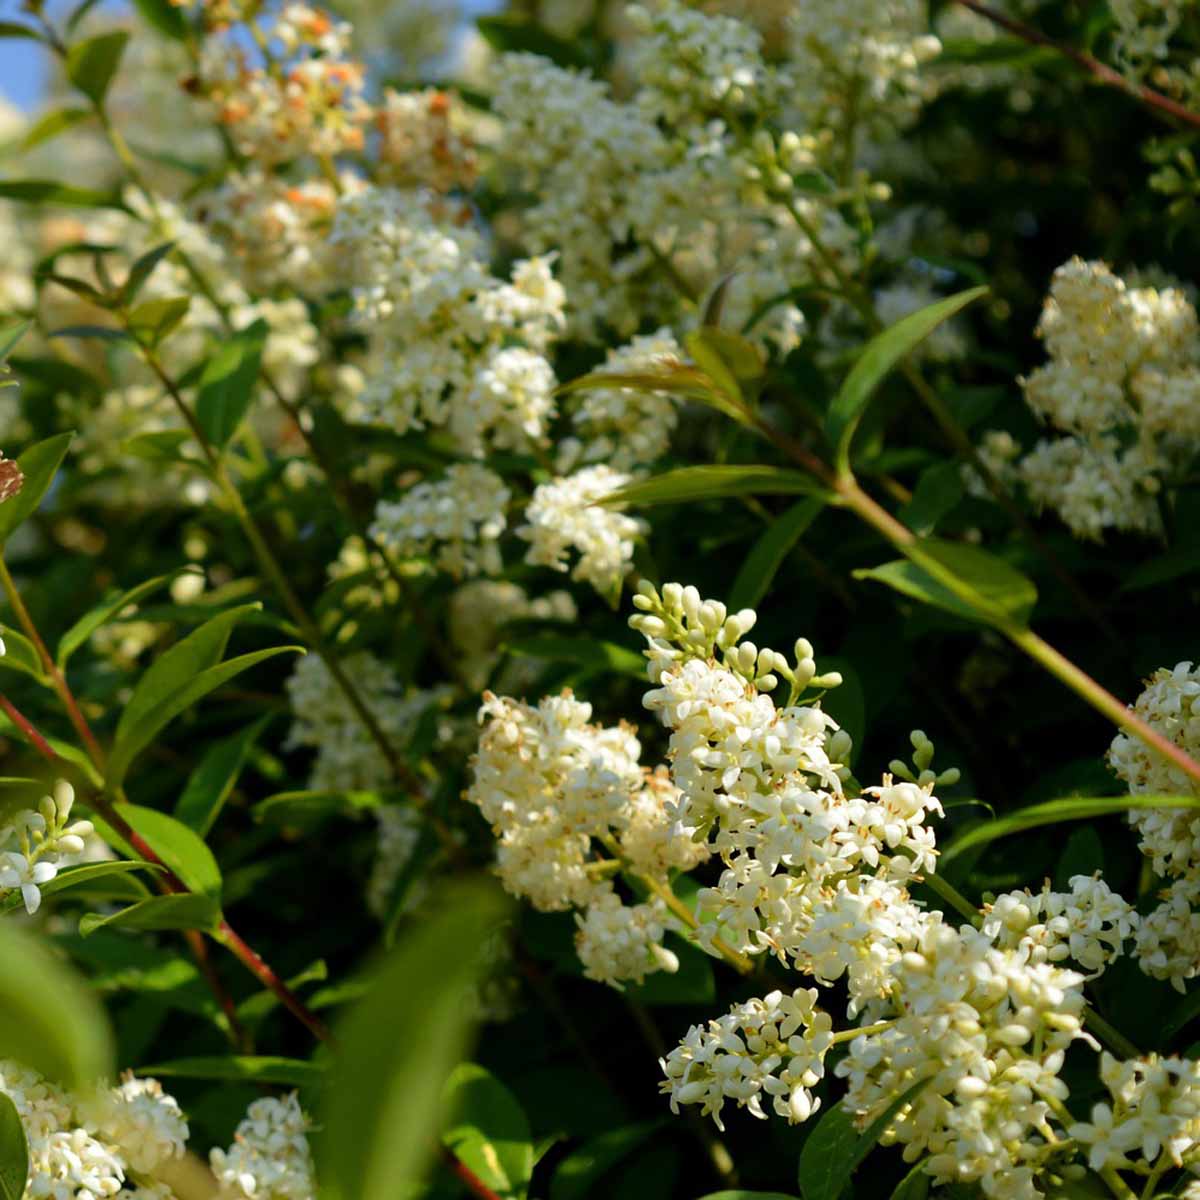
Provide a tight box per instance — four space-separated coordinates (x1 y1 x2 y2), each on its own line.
22 107 91 151
0 922 114 1086
175 715 271 836
729 498 825 610
195 320 268 448
549 1120 666 1200
443 1063 534 1199
475 15 592 67
0 432 73 546
114 804 222 898
827 287 987 475
697 1194 801 1200
130 0 187 39
252 789 384 829
607 466 827 509
0 22 40 40
889 1162 930 1200
853 539 1037 629
119 241 176 304
66 32 130 105
0 180 123 208
798 1078 931 1200
625 938 715 1006
127 296 190 347
899 461 965 536
320 878 510 1200
47 324 130 341
141 1056 324 1087
0 1092 28 1200
504 635 645 678
79 893 221 937
1119 543 1200 593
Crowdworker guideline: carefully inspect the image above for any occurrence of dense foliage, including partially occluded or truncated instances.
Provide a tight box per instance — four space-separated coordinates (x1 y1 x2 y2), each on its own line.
5 1 1200 1198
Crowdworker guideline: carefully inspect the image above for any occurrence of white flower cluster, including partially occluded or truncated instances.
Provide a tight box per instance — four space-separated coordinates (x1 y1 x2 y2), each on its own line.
0 781 94 915
285 651 436 789
0 1061 186 1199
985 258 1200 540
980 874 1139 975
466 689 708 987
518 465 646 601
368 465 510 580
331 187 565 455
1110 0 1199 107
375 88 477 193
209 1093 316 1200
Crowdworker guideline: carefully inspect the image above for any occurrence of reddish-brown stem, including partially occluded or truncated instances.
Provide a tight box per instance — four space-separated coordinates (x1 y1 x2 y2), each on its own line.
0 558 107 769
0 692 58 763
440 1147 505 1200
951 0 1200 131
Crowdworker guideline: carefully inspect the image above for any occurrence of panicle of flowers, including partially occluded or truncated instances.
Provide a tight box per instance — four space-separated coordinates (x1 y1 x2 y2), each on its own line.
209 1093 316 1200
368 464 510 580
0 781 94 916
517 465 646 602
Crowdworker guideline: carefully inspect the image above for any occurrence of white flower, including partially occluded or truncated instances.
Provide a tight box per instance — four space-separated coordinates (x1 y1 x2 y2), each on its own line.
210 1094 316 1200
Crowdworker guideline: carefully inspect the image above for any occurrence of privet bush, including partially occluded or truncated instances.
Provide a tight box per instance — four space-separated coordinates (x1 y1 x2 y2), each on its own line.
3 1 1200 1198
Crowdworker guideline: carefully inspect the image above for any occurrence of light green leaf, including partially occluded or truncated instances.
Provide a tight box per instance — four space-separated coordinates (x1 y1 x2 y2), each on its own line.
175 716 270 836
320 878 510 1200
826 287 987 475
549 1120 666 1200
0 624 47 684
0 323 30 364
940 794 1200 867
140 1056 323 1087
504 635 645 678
0 1091 28 1200
122 430 190 463
0 432 73 546
57 569 192 667
798 1077 931 1200
442 1063 534 1200
0 861 156 914
558 362 751 425
114 804 222 898
66 31 130 105
79 893 221 937
853 539 1037 629
729 497 825 611
606 466 827 510
22 107 91 151
127 296 190 347
195 320 268 448
0 922 114 1087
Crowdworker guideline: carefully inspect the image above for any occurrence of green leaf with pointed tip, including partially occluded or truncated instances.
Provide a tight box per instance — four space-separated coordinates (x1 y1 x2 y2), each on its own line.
127 296 190 347
939 794 1200 867
114 804 222 898
442 1063 534 1200
606 466 828 510
21 107 91 151
798 1077 932 1200
0 625 46 684
175 715 271 836
558 362 751 425
79 893 222 937
0 432 73 546
110 638 301 785
0 922 114 1086
827 287 987 475
320 878 510 1200
140 1056 324 1087
504 635 645 678
66 31 130 105
0 1091 28 1200
252 789 384 830
899 461 965 537
730 497 825 611
853 538 1037 629
57 569 194 667
119 241 176 305
0 21 39 40
195 320 269 448
0 180 123 208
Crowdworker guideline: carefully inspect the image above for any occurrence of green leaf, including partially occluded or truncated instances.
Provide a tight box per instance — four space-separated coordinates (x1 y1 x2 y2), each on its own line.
47 324 130 342
549 1120 666 1200
252 789 384 829
798 1077 931 1200
607 466 827 510
0 861 156 914
0 921 114 1086
130 0 187 39
123 430 191 463
625 937 715 1006
22 107 91 151
0 180 123 208
175 716 270 836
0 22 40 40
127 296 190 347
442 1063 534 1200
66 31 130 105
729 498 825 610
826 287 987 475
940 794 1200 867
1119 543 1200 593
195 320 268 448
0 432 73 546
0 1091 28 1200
853 539 1037 629
697 1194 801 1200
114 804 222 898
118 241 176 305
140 1056 323 1087
475 15 592 67
504 635 645 678
899 461 965 537
558 362 751 424
320 878 510 1200
0 323 30 365
888 1162 930 1200
79 893 221 937
57 569 192 667
0 625 46 684
684 327 765 415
